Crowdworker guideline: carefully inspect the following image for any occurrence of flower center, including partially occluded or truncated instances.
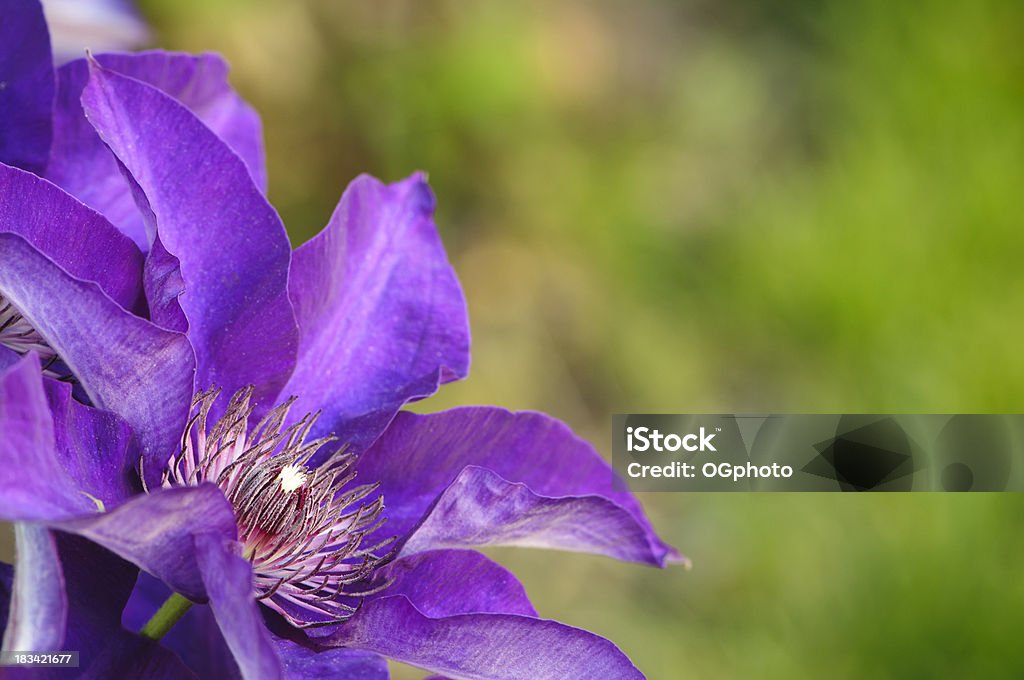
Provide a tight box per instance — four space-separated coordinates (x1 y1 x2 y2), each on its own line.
0 295 71 380
153 386 394 627
278 464 307 493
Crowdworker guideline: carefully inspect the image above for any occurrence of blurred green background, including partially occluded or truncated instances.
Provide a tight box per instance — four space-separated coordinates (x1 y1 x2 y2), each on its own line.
128 0 1024 676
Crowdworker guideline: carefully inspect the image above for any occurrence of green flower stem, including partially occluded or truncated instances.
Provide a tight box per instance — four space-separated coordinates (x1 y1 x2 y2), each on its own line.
139 592 194 641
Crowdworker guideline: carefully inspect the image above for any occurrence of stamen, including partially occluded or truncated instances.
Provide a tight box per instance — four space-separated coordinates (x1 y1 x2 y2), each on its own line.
156 386 395 627
0 296 74 382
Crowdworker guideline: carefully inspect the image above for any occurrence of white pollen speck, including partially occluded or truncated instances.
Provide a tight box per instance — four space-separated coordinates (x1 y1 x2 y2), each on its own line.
278 464 308 493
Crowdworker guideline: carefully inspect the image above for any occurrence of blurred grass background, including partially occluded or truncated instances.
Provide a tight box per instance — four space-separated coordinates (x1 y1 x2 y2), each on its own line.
126 0 1024 676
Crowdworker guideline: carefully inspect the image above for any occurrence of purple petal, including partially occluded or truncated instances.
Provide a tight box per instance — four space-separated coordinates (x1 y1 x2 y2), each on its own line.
6 363 235 673
358 408 680 567
375 549 536 618
1 525 65 652
401 466 677 566
44 535 191 679
0 354 96 521
49 51 266 250
81 634 200 680
0 533 194 679
0 354 137 521
44 378 138 512
143 235 188 332
321 595 645 680
55 485 237 602
0 0 53 175
0 233 195 477
274 638 388 680
0 346 19 372
81 61 298 411
55 533 137 655
124 572 241 680
194 532 284 680
285 174 470 456
0 162 144 311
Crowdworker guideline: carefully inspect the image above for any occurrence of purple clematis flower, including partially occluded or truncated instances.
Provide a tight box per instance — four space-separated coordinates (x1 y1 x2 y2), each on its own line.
0 2 681 678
